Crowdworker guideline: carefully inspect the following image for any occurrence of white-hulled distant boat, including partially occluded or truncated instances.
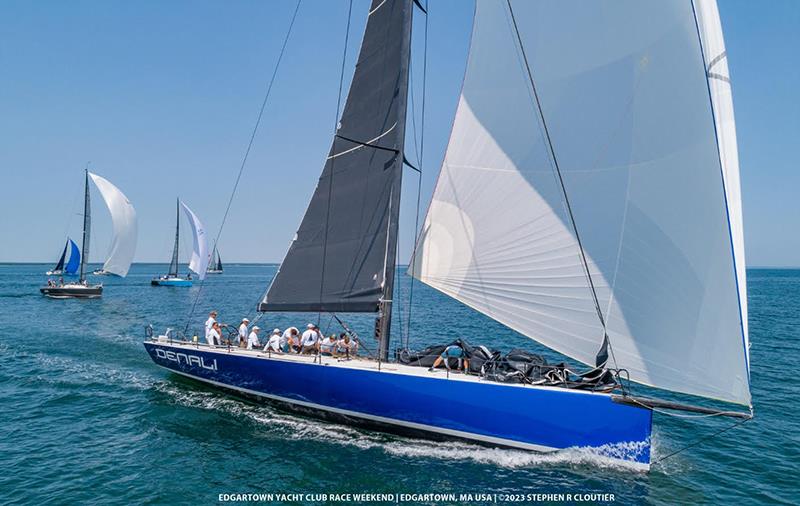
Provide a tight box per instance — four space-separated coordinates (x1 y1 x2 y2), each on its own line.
146 0 752 470
42 170 102 298
151 200 209 287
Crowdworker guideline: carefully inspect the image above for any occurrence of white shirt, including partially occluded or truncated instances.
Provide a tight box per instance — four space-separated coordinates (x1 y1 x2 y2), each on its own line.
283 328 299 346
266 333 282 352
207 328 220 346
238 323 248 344
205 316 216 340
247 331 260 350
320 338 336 353
301 329 319 347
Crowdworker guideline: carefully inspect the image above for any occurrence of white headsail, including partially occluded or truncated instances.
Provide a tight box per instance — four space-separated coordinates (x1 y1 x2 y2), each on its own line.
411 0 750 405
89 173 137 277
180 201 209 280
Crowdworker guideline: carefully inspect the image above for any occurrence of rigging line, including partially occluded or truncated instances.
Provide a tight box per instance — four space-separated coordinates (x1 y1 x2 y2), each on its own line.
317 0 354 325
653 416 751 466
504 0 615 368
405 0 428 349
183 0 302 333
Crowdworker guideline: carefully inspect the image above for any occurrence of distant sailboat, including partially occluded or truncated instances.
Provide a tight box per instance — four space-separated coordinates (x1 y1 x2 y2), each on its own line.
151 200 209 286
206 245 223 274
46 238 80 276
90 173 138 277
41 170 102 298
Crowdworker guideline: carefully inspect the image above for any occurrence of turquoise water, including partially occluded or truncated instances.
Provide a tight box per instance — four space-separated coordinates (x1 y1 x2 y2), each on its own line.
0 264 797 504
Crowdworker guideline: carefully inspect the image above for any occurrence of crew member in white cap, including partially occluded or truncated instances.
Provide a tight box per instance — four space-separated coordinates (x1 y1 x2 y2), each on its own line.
238 318 250 348
301 323 321 354
265 328 283 353
247 326 261 350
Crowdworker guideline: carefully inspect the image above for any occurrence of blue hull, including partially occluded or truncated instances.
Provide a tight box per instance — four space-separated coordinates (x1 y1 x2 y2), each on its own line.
151 278 192 287
144 342 652 467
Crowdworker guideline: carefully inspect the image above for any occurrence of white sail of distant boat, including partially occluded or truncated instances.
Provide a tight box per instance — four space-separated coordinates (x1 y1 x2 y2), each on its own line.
411 0 749 406
88 173 137 277
180 201 209 280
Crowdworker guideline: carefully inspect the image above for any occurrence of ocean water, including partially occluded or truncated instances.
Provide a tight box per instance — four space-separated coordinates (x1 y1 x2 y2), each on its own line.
0 263 797 505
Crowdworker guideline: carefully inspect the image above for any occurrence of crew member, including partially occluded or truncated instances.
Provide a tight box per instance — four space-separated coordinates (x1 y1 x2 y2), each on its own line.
282 327 300 353
247 326 261 350
429 344 469 373
320 334 337 356
300 324 320 354
205 310 218 344
207 322 222 347
238 318 250 348
265 328 282 353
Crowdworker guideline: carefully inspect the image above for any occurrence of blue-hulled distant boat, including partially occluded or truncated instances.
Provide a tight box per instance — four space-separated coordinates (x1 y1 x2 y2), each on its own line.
151 199 208 287
146 0 753 470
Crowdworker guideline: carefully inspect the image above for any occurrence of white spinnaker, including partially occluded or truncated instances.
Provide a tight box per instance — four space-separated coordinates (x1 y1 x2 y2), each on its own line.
411 0 750 405
88 173 137 277
180 201 209 280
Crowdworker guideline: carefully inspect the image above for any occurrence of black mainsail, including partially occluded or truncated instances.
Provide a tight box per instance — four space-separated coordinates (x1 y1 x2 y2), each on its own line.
259 0 413 357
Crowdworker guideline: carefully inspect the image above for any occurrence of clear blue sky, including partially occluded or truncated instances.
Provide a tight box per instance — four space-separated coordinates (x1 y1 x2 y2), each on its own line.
0 0 797 266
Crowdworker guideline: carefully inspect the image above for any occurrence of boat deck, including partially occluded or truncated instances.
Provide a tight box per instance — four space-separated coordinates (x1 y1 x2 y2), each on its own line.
148 337 611 399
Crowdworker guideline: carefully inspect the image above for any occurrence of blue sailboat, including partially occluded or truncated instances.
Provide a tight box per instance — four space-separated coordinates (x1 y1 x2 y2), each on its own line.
145 0 752 469
46 238 80 276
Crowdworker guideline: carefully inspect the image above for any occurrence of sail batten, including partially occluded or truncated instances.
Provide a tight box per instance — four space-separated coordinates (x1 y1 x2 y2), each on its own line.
89 173 137 277
411 0 750 406
260 0 413 315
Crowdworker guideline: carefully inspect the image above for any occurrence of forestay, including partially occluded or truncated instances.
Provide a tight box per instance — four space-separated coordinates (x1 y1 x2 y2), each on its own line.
180 201 209 280
411 0 750 405
260 0 413 313
89 173 138 277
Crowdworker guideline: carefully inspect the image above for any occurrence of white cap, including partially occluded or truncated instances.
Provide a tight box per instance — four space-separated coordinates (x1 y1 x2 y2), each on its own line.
273 328 281 334
252 326 260 331
242 318 250 323
307 323 315 329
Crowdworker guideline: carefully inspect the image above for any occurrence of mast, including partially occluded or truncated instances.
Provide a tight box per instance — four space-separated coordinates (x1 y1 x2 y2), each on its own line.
79 168 91 283
168 198 180 277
